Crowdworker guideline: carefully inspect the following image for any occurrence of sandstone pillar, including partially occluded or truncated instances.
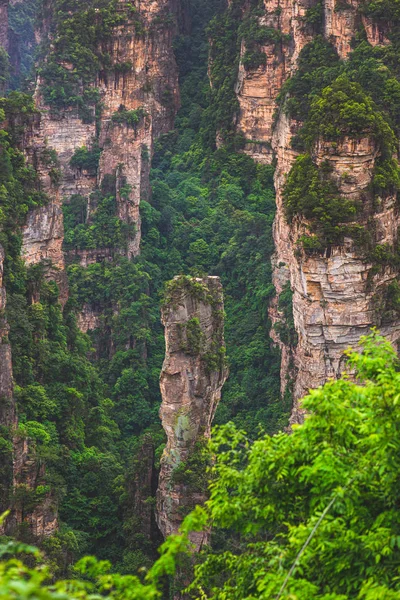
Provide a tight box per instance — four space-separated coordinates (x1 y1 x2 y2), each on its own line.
156 275 228 548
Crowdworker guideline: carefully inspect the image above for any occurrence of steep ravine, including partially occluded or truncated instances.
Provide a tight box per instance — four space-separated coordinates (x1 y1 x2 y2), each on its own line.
0 0 181 541
2 0 400 570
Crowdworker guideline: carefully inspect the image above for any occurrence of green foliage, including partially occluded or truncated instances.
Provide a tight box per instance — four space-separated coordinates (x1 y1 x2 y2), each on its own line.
182 318 204 355
304 1 324 29
361 0 400 21
279 36 400 252
5 335 400 599
171 438 210 495
63 188 133 251
278 36 340 123
70 145 101 174
301 75 397 150
203 0 242 146
238 12 288 71
274 282 298 347
37 0 132 116
187 333 400 599
0 508 207 599
0 93 47 276
8 0 39 88
0 49 10 91
283 154 359 247
111 107 147 129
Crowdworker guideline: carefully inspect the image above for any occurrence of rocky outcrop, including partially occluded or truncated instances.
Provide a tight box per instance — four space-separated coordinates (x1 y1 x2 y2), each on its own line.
22 0 179 288
324 0 390 56
273 125 400 423
156 276 228 547
235 0 316 163
0 246 15 429
0 245 57 538
232 0 400 421
0 0 9 52
6 436 58 539
77 304 102 333
324 0 359 59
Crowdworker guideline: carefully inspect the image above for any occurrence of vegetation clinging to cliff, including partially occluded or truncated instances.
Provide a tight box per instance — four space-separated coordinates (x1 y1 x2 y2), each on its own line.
4 334 400 598
280 34 400 252
187 334 400 599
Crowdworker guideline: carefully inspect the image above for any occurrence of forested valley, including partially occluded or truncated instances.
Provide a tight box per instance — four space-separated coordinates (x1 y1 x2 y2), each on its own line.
1 0 400 598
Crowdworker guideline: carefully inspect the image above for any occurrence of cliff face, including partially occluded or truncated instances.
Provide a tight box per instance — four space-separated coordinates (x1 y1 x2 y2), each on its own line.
235 0 315 164
156 276 228 547
233 0 400 420
22 0 180 296
273 124 400 423
0 0 8 52
0 244 57 538
0 246 15 429
5 436 58 538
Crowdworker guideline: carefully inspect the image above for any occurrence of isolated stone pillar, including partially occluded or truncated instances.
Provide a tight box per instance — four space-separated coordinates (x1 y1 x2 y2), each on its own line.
156 275 228 549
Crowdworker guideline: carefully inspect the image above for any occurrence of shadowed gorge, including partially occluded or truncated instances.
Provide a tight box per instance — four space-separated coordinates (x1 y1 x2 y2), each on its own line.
1 0 400 598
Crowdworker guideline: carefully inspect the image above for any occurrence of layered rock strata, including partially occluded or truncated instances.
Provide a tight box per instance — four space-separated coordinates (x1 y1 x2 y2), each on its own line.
233 0 400 420
156 276 228 548
0 244 15 522
22 0 180 296
272 125 400 423
0 0 8 52
235 0 316 164
0 246 57 538
0 245 15 429
5 436 58 538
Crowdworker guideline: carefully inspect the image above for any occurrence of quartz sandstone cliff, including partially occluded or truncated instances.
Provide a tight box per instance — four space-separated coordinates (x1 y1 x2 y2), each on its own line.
0 21 58 538
156 276 228 547
22 0 180 303
0 0 8 54
233 0 400 421
0 0 180 538
0 246 57 538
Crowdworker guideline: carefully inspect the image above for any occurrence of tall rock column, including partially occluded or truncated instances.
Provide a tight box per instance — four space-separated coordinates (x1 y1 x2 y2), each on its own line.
0 245 15 521
156 276 228 548
269 6 400 422
0 246 15 430
0 0 8 52
0 243 57 538
235 0 317 164
228 0 400 422
22 0 180 287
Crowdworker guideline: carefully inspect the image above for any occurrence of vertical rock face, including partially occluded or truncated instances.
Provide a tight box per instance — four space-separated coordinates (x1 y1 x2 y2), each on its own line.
156 276 228 547
273 128 400 423
324 0 360 59
231 1 400 421
0 246 15 429
0 245 57 538
6 436 58 538
22 0 180 292
235 0 315 164
129 435 156 540
0 0 9 52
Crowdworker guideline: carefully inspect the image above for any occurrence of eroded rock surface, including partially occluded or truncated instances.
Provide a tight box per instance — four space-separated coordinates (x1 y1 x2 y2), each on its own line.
156 276 228 548
22 0 180 303
232 0 400 421
0 245 15 429
0 247 57 538
0 0 8 52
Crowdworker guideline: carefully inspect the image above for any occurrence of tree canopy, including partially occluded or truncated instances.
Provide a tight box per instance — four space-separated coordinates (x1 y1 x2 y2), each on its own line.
3 333 400 599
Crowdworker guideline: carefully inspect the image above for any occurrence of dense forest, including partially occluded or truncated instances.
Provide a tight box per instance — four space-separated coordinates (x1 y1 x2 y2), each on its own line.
1 0 400 598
